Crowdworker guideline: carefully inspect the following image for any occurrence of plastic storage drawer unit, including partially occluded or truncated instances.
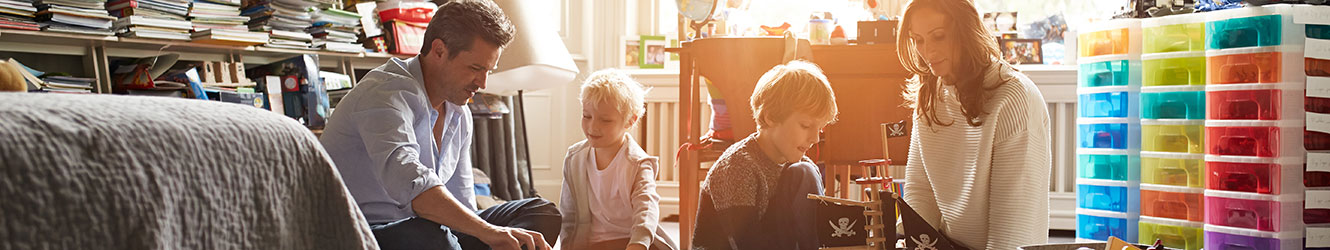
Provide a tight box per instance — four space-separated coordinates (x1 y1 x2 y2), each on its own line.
1139 184 1204 222
1080 118 1139 150
1079 19 1142 58
1204 224 1304 250
1206 83 1304 121
1137 216 1204 250
1205 120 1304 158
1204 155 1304 195
1141 86 1206 120
1143 51 1207 87
1077 208 1139 242
1080 90 1133 118
1204 190 1304 232
1206 46 1305 85
1142 14 1206 54
1078 149 1137 182
1142 119 1204 154
1080 56 1141 88
1140 151 1204 188
1078 178 1140 213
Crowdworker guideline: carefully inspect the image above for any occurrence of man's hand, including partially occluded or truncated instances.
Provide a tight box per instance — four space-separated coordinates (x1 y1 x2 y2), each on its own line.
478 226 550 250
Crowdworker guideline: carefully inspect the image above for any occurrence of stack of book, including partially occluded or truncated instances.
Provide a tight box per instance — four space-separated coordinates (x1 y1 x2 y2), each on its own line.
0 0 39 30
105 0 188 21
190 27 266 45
34 0 115 35
241 0 314 48
41 75 95 93
188 0 246 32
112 15 191 40
308 7 360 53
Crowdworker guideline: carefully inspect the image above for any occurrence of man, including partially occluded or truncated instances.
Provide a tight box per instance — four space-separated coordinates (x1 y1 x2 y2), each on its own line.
319 1 560 249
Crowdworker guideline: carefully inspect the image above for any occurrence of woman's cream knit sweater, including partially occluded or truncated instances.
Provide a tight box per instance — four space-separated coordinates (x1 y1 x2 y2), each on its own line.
902 62 1052 250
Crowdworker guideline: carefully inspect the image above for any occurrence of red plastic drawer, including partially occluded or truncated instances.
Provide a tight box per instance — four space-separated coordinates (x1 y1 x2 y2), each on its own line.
1205 121 1303 157
1206 83 1303 121
1204 155 1303 195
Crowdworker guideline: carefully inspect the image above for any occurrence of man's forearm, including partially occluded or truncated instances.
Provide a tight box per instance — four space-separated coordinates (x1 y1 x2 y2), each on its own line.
412 186 496 237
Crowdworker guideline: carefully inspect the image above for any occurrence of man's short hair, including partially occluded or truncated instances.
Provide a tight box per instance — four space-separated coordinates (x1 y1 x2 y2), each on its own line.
750 60 839 128
420 0 516 59
580 69 648 121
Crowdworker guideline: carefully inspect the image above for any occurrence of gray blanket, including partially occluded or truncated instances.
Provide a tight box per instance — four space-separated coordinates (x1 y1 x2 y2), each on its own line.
0 93 378 249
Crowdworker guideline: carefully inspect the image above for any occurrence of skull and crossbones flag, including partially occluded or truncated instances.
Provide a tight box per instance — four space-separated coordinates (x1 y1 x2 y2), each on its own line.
900 199 971 250
815 200 867 247
884 120 909 138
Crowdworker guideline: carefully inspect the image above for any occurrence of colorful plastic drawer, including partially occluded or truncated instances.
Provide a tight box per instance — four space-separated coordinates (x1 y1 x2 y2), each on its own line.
1140 152 1204 188
1309 207 1330 224
1138 217 1204 250
1206 14 1297 50
1311 77 1330 113
1204 225 1304 250
1078 178 1139 213
1311 25 1330 40
1079 57 1138 87
1080 19 1141 58
1142 120 1204 154
1310 224 1330 250
1079 119 1137 150
1204 120 1304 158
1309 189 1330 225
1143 15 1206 53
1204 155 1304 195
1310 129 1330 151
1310 57 1330 77
1078 208 1139 242
1140 184 1204 222
1309 97 1330 114
1079 90 1132 118
1143 52 1206 86
1205 83 1303 121
1204 190 1304 232
1141 86 1205 120
1077 150 1135 181
1206 46 1303 85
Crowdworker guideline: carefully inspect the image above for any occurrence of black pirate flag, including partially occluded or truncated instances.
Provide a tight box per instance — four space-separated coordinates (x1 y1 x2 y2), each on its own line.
900 199 971 250
816 199 867 247
884 120 909 138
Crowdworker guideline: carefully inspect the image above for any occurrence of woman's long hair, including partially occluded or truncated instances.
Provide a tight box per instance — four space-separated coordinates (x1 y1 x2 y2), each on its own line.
896 0 1005 127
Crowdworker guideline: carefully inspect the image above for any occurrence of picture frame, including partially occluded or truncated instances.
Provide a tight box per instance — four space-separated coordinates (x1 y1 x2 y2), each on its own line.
623 37 640 68
998 38 1043 65
639 35 667 69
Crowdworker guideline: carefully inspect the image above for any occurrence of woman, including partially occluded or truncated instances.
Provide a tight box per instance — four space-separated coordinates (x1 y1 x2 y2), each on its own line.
894 0 1052 249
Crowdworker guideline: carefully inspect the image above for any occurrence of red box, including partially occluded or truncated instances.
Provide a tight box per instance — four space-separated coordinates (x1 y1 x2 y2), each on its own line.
386 20 427 55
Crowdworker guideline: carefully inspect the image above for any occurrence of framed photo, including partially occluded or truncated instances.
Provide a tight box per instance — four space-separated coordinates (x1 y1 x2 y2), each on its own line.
999 38 1043 65
639 35 667 69
623 38 640 68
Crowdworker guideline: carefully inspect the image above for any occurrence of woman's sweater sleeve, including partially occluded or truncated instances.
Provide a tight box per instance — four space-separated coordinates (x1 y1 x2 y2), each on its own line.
628 159 663 248
903 113 944 230
984 88 1052 250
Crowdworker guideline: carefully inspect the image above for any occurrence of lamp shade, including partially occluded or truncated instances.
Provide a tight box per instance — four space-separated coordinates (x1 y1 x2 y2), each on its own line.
483 0 579 96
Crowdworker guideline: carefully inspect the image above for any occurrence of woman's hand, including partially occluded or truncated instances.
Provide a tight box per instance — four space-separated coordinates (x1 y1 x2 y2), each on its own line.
478 226 550 250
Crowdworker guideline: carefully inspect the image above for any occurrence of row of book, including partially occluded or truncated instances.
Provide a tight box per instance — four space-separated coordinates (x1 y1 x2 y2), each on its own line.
0 0 364 52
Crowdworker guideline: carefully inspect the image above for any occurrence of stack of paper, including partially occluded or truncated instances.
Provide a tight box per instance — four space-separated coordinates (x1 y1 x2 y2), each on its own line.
241 0 314 48
307 7 360 53
35 0 115 35
190 27 266 45
42 75 95 93
188 0 246 32
0 0 38 30
112 15 191 40
105 0 187 21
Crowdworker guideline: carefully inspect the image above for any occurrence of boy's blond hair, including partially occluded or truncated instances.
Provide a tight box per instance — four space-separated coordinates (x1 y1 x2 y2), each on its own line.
751 60 838 128
580 69 648 121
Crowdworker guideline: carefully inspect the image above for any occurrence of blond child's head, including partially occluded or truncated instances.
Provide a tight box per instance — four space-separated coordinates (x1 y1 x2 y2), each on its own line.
750 60 839 164
580 69 648 149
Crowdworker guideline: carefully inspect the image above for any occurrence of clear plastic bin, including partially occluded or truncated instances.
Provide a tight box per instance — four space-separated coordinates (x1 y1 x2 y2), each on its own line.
1143 51 1206 86
1205 5 1305 50
1204 224 1304 250
1077 178 1140 213
1140 151 1204 188
1143 14 1206 53
1138 216 1204 250
1080 56 1140 87
1080 91 1132 118
1141 86 1206 120
1139 184 1204 222
1204 120 1305 158
1204 189 1304 232
1206 46 1304 85
1142 119 1204 154
1077 208 1139 242
1078 149 1136 182
1205 83 1304 121
1079 118 1139 150
1080 19 1142 58
1204 155 1304 195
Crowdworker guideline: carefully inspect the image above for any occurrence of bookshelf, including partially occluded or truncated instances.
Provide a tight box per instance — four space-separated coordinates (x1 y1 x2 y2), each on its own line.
0 28 409 94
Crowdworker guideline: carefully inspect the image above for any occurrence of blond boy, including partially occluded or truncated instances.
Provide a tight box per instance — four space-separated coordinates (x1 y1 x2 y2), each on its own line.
559 69 678 250
692 60 838 250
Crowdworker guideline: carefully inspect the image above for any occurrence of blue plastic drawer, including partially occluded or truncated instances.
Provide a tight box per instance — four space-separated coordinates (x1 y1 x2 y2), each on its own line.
1079 184 1132 212
1079 123 1129 149
1080 92 1131 118
1207 15 1284 50
1080 60 1133 87
1310 24 1330 40
1141 91 1205 119
1078 211 1138 242
1078 153 1132 181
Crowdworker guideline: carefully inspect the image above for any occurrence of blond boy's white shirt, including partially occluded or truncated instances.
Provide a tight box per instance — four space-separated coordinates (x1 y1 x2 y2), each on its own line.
558 134 679 250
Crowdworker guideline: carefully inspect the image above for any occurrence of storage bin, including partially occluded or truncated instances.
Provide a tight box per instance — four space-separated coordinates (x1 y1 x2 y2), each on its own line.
1078 178 1140 213
1311 24 1330 40
1077 208 1139 242
1080 118 1139 150
1310 57 1330 77
1308 224 1330 250
1205 120 1304 158
1204 155 1304 195
1140 151 1204 188
1078 149 1137 182
1142 14 1206 54
1309 77 1330 114
1308 189 1330 224
1206 5 1304 50
1204 189 1304 232
1206 46 1305 85
1310 152 1330 187
1205 83 1304 121
1143 51 1206 87
1080 56 1140 88
1079 19 1141 58
376 1 436 23
1142 119 1204 154
1142 86 1206 119
1203 224 1304 250
1080 90 1133 118
1309 112 1330 151
1137 216 1204 250
1139 184 1204 222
